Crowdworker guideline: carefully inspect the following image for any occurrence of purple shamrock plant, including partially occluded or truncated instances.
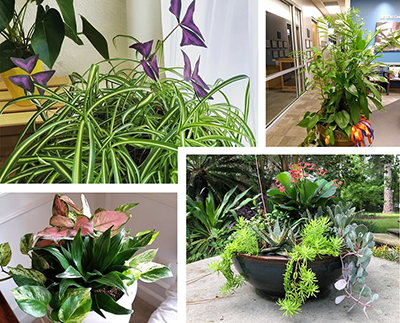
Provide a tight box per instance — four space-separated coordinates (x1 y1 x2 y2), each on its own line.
130 40 160 81
8 55 55 95
182 50 212 99
170 0 207 47
130 0 211 99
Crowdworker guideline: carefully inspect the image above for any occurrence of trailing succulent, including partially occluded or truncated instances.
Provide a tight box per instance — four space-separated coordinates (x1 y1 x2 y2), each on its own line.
0 194 172 322
276 217 343 317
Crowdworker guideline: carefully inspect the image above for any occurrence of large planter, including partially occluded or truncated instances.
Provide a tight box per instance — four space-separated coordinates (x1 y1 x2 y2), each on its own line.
233 253 342 299
317 123 354 147
0 60 43 106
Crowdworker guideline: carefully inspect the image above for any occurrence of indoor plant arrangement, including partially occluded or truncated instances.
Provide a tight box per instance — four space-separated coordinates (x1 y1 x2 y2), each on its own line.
0 194 172 322
210 163 379 318
0 0 256 184
0 0 109 73
297 9 400 147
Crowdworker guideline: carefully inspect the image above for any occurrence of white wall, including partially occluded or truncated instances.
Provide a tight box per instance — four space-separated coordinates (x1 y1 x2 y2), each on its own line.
0 192 177 322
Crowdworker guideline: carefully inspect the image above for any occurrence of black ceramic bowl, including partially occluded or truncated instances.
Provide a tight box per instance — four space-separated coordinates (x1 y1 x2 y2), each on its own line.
233 253 342 299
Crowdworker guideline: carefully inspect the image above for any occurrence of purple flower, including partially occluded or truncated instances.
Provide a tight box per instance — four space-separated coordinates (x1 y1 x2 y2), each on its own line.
182 50 212 99
130 40 160 81
9 55 55 95
169 0 206 48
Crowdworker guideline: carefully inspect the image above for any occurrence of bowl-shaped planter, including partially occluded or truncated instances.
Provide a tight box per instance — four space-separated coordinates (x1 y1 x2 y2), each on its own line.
233 253 342 299
317 123 354 147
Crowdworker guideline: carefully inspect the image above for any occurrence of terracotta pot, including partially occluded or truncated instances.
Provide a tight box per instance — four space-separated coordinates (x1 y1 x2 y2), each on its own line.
233 253 342 299
317 123 354 147
0 60 43 106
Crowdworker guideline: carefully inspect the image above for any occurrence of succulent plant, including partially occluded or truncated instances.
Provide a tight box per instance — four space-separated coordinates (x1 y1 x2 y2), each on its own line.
249 217 300 255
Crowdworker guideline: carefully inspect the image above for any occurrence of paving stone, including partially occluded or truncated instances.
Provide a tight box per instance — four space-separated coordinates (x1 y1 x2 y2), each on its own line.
373 233 400 247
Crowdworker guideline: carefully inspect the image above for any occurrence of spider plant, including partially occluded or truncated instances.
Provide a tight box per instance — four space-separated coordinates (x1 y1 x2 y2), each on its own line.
0 58 255 184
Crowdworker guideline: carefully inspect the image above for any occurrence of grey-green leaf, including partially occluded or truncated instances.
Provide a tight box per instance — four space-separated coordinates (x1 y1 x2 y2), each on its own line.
11 285 51 318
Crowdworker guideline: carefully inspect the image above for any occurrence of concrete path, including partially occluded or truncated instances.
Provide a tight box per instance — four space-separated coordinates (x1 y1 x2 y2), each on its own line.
373 233 400 247
187 256 399 323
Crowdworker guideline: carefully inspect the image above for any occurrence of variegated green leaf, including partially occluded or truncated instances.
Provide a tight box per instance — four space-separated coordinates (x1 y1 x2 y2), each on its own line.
58 287 92 323
20 233 34 255
9 267 46 286
0 242 11 266
136 262 173 283
11 285 51 318
127 249 158 268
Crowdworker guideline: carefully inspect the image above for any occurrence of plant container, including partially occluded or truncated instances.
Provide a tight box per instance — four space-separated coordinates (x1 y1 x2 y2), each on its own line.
233 253 342 299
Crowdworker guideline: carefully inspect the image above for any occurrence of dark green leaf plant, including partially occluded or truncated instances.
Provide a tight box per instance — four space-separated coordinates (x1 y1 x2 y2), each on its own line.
0 194 172 322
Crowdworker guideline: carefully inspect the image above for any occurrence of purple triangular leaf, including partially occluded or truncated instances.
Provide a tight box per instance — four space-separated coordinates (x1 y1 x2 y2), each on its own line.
192 56 209 90
181 0 205 41
31 70 55 95
10 55 39 74
141 60 158 81
191 80 212 99
180 27 207 48
181 50 191 81
130 40 153 58
149 54 159 79
8 75 34 93
169 0 181 20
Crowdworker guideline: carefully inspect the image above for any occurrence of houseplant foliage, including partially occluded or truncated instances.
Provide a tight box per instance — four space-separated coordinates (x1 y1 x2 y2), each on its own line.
0 0 256 184
209 163 379 318
0 0 109 73
0 194 172 322
297 9 400 147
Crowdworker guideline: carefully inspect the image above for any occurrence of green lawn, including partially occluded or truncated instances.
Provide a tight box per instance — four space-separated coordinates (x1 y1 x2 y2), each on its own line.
357 213 400 233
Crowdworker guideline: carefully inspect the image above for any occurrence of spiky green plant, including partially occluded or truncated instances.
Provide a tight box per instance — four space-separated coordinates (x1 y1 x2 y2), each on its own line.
0 58 255 183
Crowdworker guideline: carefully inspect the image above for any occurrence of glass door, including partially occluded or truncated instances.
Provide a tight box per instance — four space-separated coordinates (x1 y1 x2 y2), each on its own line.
266 0 305 126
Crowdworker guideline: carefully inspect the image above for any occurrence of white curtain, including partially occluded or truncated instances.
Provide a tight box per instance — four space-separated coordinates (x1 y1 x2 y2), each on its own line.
160 0 259 143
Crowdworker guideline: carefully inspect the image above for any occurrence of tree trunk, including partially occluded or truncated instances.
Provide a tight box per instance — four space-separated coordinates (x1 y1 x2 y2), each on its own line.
382 157 394 214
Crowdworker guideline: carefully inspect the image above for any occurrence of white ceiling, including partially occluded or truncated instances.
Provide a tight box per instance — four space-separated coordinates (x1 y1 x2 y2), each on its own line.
310 0 347 17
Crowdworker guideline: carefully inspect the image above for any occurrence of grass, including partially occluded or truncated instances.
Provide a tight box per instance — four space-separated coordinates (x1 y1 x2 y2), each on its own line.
356 213 400 233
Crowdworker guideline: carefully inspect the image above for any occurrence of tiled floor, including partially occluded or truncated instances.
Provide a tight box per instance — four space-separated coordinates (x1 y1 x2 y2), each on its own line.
266 89 400 147
131 297 156 322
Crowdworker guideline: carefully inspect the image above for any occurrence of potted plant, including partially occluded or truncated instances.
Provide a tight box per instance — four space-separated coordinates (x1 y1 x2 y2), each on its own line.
0 0 109 102
0 0 256 184
210 163 379 318
0 194 173 323
296 9 400 147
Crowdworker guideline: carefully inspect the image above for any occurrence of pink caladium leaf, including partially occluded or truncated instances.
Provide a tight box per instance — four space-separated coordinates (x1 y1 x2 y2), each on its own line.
49 215 75 228
334 279 347 291
91 210 131 234
74 216 93 236
59 195 82 215
52 194 68 217
35 227 72 241
35 239 59 248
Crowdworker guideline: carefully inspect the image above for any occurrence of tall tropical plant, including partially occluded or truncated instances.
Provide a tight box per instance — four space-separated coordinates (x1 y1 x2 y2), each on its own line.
297 9 400 146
